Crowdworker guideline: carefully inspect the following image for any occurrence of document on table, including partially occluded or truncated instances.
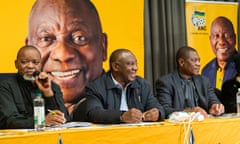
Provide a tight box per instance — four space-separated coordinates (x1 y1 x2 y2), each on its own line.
0 129 34 136
0 122 93 135
48 122 92 129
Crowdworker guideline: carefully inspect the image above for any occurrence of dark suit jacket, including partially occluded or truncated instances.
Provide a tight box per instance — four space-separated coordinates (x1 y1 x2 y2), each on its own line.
72 71 165 123
0 74 68 129
155 71 221 118
202 57 236 88
221 77 239 113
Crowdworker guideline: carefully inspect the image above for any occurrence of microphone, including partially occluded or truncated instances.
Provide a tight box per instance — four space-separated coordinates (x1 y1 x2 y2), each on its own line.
33 70 49 88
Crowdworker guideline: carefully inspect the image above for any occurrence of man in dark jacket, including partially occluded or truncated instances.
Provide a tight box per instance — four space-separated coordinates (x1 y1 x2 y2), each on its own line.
156 46 224 118
221 54 240 113
72 49 165 124
0 45 68 129
202 16 237 91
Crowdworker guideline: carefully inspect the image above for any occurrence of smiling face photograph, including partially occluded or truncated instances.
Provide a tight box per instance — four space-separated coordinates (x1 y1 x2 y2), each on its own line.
0 0 143 113
26 0 107 110
0 0 239 144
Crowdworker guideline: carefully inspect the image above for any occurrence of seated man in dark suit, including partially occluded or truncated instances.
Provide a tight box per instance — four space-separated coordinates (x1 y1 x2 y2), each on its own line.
155 46 224 118
72 48 165 123
0 45 69 129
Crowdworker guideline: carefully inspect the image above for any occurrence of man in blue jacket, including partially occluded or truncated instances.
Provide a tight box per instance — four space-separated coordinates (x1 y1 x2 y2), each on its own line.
72 49 165 123
202 16 237 91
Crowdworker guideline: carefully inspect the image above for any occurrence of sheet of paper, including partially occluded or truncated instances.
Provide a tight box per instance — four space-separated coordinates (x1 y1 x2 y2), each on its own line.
47 122 92 129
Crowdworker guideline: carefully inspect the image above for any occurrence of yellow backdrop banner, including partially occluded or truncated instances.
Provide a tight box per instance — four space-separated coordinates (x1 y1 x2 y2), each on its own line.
0 0 144 76
186 1 238 71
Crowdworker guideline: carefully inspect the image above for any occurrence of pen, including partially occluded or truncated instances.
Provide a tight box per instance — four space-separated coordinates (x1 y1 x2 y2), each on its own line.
75 97 87 108
47 109 57 115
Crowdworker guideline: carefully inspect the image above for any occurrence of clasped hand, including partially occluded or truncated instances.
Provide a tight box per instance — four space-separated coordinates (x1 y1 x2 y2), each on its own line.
184 104 224 118
121 108 159 123
209 104 224 116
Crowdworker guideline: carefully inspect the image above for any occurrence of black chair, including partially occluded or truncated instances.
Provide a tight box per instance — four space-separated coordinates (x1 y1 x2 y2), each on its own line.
0 73 15 82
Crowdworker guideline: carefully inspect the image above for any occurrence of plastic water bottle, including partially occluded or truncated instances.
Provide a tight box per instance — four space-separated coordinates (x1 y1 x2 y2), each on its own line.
33 92 45 130
236 88 240 115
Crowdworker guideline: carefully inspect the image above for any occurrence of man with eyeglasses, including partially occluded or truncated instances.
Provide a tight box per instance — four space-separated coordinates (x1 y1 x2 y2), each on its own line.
202 16 237 98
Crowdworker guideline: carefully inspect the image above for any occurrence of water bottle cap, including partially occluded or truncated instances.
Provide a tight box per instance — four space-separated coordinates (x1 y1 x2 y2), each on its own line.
35 93 42 97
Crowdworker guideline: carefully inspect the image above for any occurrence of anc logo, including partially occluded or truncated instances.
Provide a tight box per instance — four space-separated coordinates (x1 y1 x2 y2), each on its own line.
191 8 206 31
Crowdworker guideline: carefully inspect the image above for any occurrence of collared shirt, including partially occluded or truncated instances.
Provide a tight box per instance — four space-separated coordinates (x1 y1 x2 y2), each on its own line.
202 56 237 89
111 74 131 111
216 67 224 90
178 73 198 108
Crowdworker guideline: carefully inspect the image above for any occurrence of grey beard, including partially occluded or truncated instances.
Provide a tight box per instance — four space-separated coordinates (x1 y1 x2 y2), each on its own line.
23 74 35 81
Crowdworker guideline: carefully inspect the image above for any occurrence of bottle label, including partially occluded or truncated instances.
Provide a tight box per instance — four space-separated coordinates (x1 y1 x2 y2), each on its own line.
34 106 45 128
237 96 240 103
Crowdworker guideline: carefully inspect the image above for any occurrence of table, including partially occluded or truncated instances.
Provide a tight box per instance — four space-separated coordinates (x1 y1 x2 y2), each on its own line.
0 118 240 144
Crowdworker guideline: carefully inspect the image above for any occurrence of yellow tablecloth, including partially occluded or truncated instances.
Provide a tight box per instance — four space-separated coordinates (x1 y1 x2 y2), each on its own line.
0 118 240 144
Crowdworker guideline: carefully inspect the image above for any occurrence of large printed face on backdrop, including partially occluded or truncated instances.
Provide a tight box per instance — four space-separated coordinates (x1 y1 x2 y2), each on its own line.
27 0 107 107
209 17 236 64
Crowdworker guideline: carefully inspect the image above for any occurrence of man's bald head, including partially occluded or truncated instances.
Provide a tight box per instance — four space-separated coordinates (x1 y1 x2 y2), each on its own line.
109 49 134 70
211 16 235 33
28 0 103 37
16 45 41 60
